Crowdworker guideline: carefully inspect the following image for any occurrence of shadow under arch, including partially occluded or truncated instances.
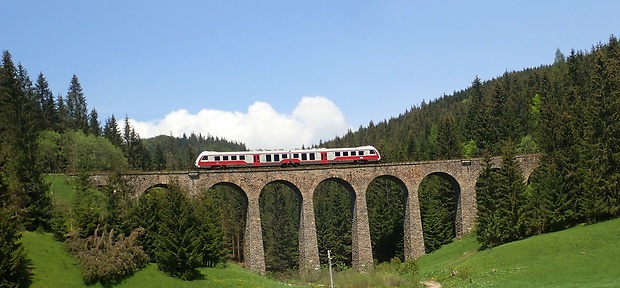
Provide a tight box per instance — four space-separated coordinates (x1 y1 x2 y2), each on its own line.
202 182 249 263
418 171 461 253
366 174 408 263
259 180 303 272
312 177 356 267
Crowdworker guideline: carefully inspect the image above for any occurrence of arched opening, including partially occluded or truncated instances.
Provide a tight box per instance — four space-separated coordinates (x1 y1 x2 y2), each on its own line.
259 181 301 273
313 178 354 269
418 172 460 253
366 176 406 263
202 183 248 264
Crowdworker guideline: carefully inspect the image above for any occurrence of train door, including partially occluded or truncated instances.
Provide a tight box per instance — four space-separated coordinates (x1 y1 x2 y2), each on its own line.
253 154 260 166
321 152 328 164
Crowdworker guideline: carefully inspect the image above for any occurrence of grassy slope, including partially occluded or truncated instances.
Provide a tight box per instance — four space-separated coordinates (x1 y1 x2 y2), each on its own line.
20 231 301 288
417 218 620 287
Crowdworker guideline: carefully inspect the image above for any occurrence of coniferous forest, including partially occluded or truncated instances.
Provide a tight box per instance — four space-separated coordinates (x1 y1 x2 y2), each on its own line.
1 36 620 285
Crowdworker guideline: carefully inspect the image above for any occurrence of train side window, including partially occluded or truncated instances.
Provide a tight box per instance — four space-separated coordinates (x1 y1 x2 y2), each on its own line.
266 155 272 162
223 156 229 161
215 156 221 161
293 153 299 158
231 155 237 160
201 156 209 161
302 153 307 161
335 152 341 157
351 151 356 156
358 150 364 156
282 154 288 159
309 153 315 160
343 152 348 156
274 155 280 162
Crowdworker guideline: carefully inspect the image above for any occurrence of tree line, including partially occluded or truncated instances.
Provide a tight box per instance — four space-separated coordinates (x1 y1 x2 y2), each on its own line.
2 35 620 285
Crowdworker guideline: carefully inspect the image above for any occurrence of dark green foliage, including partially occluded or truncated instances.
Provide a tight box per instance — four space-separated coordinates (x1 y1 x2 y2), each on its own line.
314 181 352 267
143 133 247 171
154 182 202 280
259 183 300 272
0 50 52 231
0 208 32 288
367 178 404 262
134 188 164 260
71 169 105 238
65 227 148 284
419 175 456 253
65 74 89 134
476 145 526 248
195 191 228 268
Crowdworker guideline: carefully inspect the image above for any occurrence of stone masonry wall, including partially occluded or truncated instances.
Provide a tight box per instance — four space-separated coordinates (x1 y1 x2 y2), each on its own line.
91 154 540 276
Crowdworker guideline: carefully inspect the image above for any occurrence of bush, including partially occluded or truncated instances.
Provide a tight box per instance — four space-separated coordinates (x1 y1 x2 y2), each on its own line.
65 227 148 284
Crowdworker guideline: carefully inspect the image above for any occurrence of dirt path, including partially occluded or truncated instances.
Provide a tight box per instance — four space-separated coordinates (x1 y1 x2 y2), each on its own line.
420 280 442 288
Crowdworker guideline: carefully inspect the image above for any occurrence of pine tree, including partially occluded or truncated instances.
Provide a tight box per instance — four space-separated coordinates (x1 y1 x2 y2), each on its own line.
155 183 202 280
419 176 456 253
66 74 89 133
103 115 123 148
89 108 101 136
35 72 57 131
0 208 32 287
0 50 52 231
196 192 228 267
259 183 299 272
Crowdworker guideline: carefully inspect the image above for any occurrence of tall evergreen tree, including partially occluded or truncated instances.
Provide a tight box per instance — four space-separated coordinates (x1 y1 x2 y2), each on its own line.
65 74 89 133
260 183 299 272
35 72 57 131
155 183 202 280
103 115 123 148
0 50 51 231
88 108 101 136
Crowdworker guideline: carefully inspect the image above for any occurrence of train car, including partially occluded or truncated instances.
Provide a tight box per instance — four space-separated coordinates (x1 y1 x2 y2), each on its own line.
194 146 380 169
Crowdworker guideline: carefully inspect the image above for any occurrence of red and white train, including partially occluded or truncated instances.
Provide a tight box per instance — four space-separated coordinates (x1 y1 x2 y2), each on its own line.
194 146 381 169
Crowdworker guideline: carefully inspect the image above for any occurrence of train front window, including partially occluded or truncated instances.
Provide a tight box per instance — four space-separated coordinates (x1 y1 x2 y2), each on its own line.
370 150 376 154
201 156 208 161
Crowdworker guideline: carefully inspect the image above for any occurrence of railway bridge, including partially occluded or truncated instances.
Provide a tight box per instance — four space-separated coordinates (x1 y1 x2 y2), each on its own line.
90 154 540 275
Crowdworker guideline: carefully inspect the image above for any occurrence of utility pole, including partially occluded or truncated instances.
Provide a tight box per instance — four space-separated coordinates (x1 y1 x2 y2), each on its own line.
328 250 334 288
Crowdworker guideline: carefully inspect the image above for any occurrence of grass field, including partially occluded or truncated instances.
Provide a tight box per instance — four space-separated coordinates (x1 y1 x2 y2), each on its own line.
417 218 620 287
34 174 620 287
20 231 304 288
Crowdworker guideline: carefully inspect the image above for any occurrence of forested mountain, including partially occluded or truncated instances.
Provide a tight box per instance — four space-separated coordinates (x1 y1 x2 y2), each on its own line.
2 35 619 284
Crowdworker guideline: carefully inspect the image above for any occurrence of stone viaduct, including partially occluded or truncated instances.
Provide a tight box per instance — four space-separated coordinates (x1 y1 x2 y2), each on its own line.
90 154 539 276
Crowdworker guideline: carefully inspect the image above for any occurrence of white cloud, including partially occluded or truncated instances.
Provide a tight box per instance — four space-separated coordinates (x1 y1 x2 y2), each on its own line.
129 96 349 150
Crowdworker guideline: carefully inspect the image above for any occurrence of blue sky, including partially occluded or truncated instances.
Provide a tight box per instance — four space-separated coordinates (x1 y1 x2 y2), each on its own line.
3 1 618 149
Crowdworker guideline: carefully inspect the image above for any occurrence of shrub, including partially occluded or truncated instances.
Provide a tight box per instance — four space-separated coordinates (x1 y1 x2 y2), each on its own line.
66 227 148 284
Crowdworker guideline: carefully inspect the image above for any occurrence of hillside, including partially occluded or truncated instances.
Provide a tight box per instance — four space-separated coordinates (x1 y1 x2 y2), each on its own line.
20 231 303 288
417 218 620 287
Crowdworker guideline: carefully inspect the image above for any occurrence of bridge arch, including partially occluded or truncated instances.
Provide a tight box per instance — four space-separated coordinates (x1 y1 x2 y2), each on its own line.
89 154 541 276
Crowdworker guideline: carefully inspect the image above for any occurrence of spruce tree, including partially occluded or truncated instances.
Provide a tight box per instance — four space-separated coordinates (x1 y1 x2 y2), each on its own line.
65 74 89 133
0 50 51 231
196 191 228 267
155 183 202 280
